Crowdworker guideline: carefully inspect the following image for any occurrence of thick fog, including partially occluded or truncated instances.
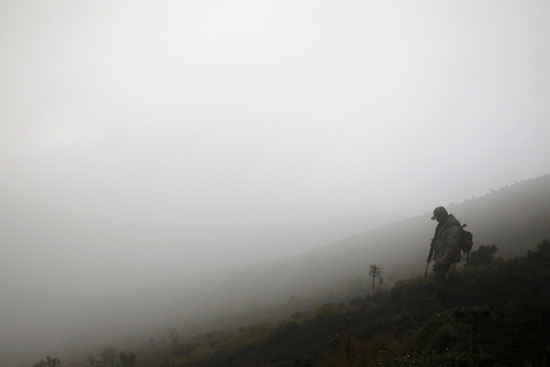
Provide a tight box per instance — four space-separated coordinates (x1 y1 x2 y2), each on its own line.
1 0 549 364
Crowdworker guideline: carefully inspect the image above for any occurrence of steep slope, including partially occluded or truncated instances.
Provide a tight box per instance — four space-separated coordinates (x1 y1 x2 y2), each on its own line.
58 175 550 365
171 175 550 323
138 241 550 367
66 175 550 366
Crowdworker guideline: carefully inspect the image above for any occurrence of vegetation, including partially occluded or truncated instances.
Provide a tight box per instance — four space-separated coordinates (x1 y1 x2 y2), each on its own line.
368 264 383 293
33 356 62 367
47 176 549 367
468 244 498 266
124 240 550 366
176 175 550 330
86 347 135 367
67 175 547 366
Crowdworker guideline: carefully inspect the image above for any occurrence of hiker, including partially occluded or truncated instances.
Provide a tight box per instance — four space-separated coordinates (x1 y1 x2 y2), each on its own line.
430 206 462 281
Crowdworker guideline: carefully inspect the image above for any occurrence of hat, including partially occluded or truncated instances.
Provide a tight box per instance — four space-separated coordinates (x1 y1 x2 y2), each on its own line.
431 206 448 220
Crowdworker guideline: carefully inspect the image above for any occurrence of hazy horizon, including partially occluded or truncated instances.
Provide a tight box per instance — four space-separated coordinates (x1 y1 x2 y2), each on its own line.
1 0 549 364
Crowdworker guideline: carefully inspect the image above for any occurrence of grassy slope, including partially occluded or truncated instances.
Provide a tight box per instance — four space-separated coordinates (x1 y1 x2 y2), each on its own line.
137 241 550 367
79 176 550 366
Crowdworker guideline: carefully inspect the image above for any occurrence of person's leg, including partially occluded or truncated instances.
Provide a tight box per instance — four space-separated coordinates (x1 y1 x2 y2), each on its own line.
434 262 452 306
434 262 452 282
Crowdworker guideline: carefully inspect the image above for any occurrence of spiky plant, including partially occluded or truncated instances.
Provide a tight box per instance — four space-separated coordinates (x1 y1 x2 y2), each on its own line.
368 264 383 293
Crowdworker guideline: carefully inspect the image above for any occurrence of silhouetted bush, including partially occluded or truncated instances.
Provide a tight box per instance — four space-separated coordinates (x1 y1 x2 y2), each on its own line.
33 356 61 367
468 244 498 266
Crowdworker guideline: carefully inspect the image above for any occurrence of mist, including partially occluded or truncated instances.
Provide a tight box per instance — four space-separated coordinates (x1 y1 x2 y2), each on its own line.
1 0 549 365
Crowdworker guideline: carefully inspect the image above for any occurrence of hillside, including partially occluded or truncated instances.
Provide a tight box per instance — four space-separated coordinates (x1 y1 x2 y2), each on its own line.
91 240 550 367
51 175 550 366
164 174 550 328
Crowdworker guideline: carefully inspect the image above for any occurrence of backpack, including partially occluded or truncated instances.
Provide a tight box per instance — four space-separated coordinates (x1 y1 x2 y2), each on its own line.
458 224 474 263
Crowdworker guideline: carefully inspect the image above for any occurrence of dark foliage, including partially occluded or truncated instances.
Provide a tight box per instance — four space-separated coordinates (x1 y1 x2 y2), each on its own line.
144 240 550 367
33 356 61 367
468 244 499 266
155 175 550 334
119 352 136 367
86 347 136 367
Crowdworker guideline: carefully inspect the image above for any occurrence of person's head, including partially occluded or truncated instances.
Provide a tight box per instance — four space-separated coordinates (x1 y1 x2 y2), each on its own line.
431 206 448 224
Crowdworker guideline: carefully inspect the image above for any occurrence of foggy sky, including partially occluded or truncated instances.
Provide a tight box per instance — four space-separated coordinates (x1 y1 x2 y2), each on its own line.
1 0 549 364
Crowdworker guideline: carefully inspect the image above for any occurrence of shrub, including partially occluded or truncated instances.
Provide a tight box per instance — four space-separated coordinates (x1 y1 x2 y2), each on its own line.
468 245 498 266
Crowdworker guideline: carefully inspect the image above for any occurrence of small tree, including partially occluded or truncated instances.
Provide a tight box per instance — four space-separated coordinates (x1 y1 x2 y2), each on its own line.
368 264 383 293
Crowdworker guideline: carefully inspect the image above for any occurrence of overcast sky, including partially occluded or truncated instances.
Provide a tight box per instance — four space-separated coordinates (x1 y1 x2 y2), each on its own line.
0 0 549 362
